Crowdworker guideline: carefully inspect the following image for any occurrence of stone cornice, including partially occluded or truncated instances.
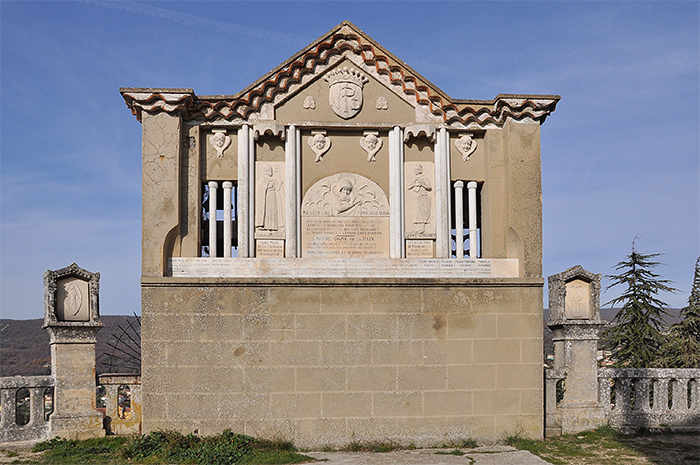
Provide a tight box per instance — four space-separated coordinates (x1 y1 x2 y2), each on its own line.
120 88 195 122
120 21 560 127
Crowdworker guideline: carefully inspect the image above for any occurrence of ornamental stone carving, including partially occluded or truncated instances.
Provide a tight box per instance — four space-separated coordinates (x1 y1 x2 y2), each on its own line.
209 129 231 158
360 131 382 162
324 66 368 119
302 173 389 217
376 96 388 110
303 96 316 109
455 134 477 161
308 131 331 162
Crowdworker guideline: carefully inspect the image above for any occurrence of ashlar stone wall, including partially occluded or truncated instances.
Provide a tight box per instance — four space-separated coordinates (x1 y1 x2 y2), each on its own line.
142 279 543 447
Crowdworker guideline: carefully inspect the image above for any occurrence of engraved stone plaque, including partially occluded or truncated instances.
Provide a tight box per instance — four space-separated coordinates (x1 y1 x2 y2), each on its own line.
404 162 436 239
255 162 285 239
565 279 591 319
302 217 390 258
256 239 285 257
56 277 90 322
301 173 389 258
406 240 434 258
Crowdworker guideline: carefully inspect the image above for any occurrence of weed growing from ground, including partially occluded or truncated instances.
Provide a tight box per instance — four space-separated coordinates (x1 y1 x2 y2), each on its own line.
31 430 310 464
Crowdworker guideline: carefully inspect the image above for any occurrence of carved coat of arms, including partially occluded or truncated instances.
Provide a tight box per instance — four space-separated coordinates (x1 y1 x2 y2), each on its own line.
324 67 369 119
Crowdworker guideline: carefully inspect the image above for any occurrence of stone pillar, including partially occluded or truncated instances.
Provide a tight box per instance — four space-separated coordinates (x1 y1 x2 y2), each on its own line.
42 263 105 440
454 181 464 258
208 181 218 257
547 265 607 434
434 127 450 258
223 181 233 258
237 125 250 257
467 181 478 258
285 125 297 257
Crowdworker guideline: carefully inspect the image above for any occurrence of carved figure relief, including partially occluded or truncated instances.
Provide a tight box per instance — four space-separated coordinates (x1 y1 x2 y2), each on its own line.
303 96 316 110
360 131 382 162
565 279 591 319
308 131 331 162
210 129 231 158
324 67 368 119
376 96 388 110
255 162 285 239
405 162 436 239
455 134 477 162
302 173 389 217
55 277 90 322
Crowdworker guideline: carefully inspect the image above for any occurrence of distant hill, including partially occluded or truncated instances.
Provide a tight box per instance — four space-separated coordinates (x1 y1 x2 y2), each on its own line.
0 315 140 377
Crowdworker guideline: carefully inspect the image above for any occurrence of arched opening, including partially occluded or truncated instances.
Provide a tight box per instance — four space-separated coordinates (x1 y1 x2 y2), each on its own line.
118 385 131 420
44 387 54 421
16 388 30 426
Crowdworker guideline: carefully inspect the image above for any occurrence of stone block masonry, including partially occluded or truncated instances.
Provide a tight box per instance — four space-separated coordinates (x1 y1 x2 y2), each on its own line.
141 278 543 447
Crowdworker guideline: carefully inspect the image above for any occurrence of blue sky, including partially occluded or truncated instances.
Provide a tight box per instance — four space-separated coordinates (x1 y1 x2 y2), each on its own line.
1 1 698 320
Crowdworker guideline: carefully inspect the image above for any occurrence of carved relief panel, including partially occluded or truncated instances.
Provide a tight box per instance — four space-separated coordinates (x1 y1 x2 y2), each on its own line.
565 279 591 319
301 173 390 258
404 161 436 239
56 277 90 322
255 161 285 240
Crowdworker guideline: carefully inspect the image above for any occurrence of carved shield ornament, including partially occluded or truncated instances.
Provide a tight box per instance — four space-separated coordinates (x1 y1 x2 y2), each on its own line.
324 67 369 119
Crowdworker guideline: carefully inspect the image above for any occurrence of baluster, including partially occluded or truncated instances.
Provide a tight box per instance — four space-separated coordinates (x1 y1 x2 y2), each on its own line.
672 378 689 412
28 387 45 427
599 375 612 410
0 388 15 428
634 378 651 412
653 378 670 412
617 378 631 412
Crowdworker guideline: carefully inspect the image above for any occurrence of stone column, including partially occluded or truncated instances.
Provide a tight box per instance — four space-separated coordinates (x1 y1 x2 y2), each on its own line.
467 181 478 258
454 181 464 258
208 181 218 257
42 264 105 440
435 128 450 258
248 127 256 257
285 125 297 257
237 125 250 257
389 127 404 258
547 265 607 434
223 181 233 258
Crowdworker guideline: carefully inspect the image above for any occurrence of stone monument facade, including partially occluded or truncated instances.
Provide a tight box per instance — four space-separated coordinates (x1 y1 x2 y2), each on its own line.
43 263 105 440
122 21 559 446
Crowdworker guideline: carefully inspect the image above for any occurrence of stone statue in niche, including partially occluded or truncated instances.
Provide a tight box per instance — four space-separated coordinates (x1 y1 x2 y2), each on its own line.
308 131 331 162
376 96 388 110
408 165 432 233
210 129 231 158
324 66 368 119
56 277 90 322
455 134 477 162
360 131 382 162
302 173 389 218
303 96 316 109
255 162 285 239
565 279 591 319
404 162 436 239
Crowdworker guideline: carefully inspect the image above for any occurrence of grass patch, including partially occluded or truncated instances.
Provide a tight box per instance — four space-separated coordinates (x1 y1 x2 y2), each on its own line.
504 425 700 465
434 448 464 456
343 441 398 452
31 430 312 464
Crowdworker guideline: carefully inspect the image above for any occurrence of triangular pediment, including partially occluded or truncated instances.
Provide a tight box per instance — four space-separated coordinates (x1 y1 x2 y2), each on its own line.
121 21 559 128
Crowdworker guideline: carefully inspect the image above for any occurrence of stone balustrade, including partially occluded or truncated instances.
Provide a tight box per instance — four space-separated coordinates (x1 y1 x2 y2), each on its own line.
97 374 141 436
546 367 700 435
598 368 700 432
0 375 54 445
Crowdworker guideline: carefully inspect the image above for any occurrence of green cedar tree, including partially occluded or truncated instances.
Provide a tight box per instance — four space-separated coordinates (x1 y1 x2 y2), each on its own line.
662 257 700 368
601 240 678 367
